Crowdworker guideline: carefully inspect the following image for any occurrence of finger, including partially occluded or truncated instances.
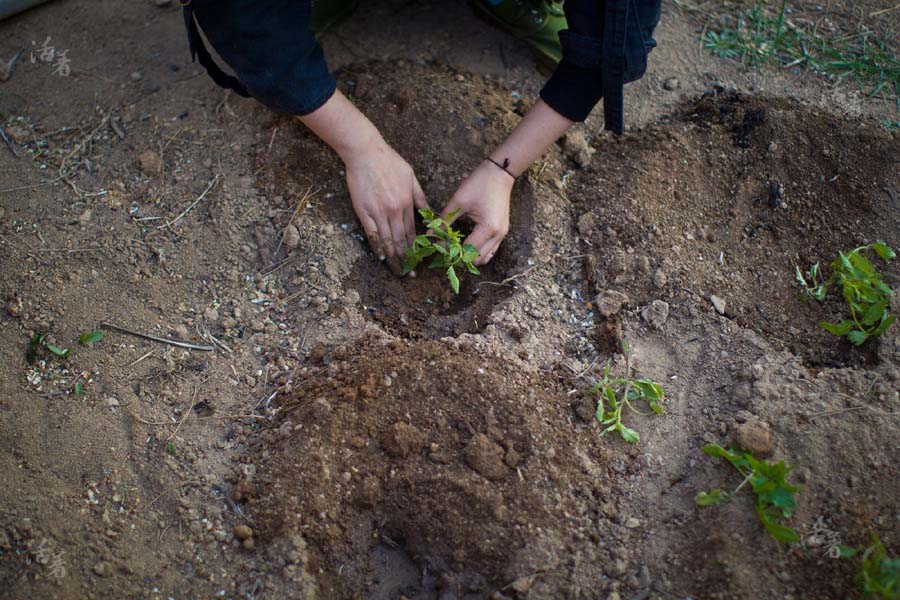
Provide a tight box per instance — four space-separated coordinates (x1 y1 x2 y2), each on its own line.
361 215 386 261
474 238 501 266
462 225 493 260
403 205 416 249
389 213 409 269
412 177 428 210
440 198 464 225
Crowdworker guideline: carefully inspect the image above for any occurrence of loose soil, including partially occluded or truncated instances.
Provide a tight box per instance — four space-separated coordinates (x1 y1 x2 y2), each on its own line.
1 2 899 600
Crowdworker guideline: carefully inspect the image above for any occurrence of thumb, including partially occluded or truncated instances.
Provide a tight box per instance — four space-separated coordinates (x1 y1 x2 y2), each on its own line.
440 197 465 225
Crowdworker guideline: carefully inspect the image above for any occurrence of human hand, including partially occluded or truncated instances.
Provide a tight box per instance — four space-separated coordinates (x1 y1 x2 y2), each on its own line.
442 160 514 266
342 139 427 274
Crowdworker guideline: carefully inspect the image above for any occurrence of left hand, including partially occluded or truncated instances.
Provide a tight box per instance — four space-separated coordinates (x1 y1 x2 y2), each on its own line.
442 160 514 266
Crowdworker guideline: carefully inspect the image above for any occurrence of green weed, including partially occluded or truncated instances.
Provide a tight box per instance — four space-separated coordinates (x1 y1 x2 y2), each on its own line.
402 208 480 294
697 444 800 543
839 533 900 599
78 330 104 345
703 0 900 109
797 242 896 345
588 346 664 443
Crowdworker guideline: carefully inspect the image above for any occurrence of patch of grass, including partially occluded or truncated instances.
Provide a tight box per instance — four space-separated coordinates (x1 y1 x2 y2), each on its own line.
839 533 900 599
697 444 801 543
797 242 896 345
588 343 664 443
402 208 480 294
703 0 900 109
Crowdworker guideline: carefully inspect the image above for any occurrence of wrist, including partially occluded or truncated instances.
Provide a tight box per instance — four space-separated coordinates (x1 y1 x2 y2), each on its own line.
337 126 387 166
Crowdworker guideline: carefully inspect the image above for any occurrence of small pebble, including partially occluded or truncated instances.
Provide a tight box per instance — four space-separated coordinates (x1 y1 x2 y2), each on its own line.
233 524 253 540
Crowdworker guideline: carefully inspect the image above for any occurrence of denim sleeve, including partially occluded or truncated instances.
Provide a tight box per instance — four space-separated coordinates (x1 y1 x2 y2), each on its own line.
190 0 336 116
539 0 605 123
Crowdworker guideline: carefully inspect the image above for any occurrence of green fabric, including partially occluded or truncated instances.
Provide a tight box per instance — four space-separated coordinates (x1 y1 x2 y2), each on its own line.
310 0 359 34
473 0 567 65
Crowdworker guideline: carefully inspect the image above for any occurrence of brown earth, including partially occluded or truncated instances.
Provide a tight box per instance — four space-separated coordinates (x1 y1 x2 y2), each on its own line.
1 1 899 600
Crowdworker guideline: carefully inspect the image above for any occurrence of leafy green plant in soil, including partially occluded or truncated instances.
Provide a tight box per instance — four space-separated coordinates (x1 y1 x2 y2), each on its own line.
402 208 480 294
702 0 900 109
588 347 664 443
839 534 900 599
696 444 801 543
797 242 896 345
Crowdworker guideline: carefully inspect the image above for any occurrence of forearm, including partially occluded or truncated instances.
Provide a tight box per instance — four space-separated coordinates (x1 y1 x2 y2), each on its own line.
488 99 574 177
295 90 384 164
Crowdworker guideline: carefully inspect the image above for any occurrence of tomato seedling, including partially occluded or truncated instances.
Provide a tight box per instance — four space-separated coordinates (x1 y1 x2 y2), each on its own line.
402 208 480 294
696 444 800 543
797 242 896 345
587 346 664 443
839 533 900 600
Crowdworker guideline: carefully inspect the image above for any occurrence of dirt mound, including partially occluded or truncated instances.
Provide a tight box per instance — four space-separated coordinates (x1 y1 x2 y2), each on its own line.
572 91 900 366
238 337 631 598
255 60 538 339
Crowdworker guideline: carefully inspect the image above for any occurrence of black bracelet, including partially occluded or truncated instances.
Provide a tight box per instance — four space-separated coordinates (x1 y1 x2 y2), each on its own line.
485 156 517 180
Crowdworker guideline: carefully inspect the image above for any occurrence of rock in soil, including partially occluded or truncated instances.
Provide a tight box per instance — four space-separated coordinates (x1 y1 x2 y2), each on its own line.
234 524 253 540
710 295 726 315
732 419 773 457
379 422 426 458
138 150 162 176
464 433 510 480
596 290 630 318
641 300 670 330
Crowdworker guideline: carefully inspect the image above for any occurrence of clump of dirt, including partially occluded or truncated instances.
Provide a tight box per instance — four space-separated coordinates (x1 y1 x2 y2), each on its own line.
572 91 900 367
237 337 630 598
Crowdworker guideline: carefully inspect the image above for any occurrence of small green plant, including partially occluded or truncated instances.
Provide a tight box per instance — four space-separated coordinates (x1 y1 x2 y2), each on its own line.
839 534 900 600
696 444 800 543
402 208 480 294
588 347 664 443
797 242 896 345
884 121 900 131
702 0 900 109
78 330 104 345
166 441 176 456
27 332 71 362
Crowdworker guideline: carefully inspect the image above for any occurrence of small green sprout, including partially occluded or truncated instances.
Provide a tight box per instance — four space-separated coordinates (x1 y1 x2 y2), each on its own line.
74 383 84 397
697 444 800 543
78 330 105 345
839 533 900 599
797 243 896 345
402 208 480 294
588 349 664 443
166 442 176 456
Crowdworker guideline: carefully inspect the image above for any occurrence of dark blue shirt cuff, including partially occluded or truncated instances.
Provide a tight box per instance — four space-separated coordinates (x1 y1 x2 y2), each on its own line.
540 60 603 123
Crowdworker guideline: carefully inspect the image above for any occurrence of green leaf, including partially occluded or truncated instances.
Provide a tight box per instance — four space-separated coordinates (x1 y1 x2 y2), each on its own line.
604 386 617 411
445 208 461 221
449 245 460 259
836 545 859 559
432 243 448 255
757 505 800 543
447 266 460 294
74 382 84 397
418 208 437 221
862 298 889 326
871 242 896 260
27 332 48 364
466 262 480 275
871 314 896 336
696 489 731 506
619 424 640 443
634 379 663 401
427 219 444 230
819 320 854 336
78 330 105 345
847 330 868 345
47 345 70 358
166 442 176 456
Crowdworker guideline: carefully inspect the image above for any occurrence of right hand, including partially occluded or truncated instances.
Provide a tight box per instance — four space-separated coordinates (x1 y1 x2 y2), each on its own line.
343 139 428 275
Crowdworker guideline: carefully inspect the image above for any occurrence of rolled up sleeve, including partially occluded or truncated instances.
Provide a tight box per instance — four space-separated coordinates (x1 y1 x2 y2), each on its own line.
539 0 605 122
191 0 335 116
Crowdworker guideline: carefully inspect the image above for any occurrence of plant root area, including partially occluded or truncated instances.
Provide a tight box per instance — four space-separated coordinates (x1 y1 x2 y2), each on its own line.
1 3 899 600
